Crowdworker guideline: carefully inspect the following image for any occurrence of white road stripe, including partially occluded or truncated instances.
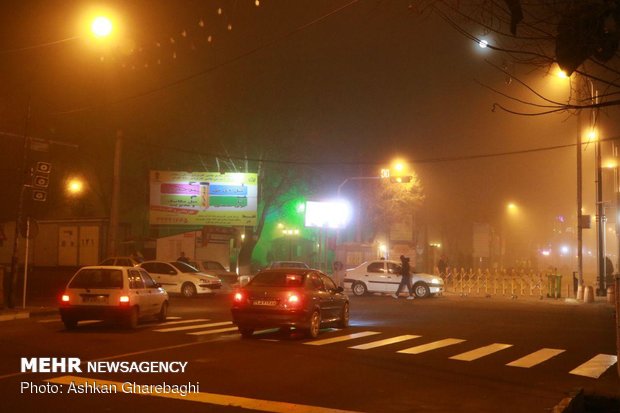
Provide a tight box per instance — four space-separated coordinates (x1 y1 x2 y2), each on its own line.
569 354 618 378
506 348 565 368
397 338 465 354
304 331 381 346
187 327 240 336
154 321 233 332
46 376 363 413
157 319 209 326
450 343 513 361
139 319 210 329
349 335 421 350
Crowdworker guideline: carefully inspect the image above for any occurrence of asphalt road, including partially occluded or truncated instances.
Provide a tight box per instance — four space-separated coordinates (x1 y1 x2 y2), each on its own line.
0 293 618 413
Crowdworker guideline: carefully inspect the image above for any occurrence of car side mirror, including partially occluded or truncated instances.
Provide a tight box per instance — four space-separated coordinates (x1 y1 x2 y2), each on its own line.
335 286 344 294
153 283 162 288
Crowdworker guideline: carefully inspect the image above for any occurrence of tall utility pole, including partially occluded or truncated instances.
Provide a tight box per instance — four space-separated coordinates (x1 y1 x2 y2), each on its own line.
107 130 123 257
577 111 583 288
8 99 31 308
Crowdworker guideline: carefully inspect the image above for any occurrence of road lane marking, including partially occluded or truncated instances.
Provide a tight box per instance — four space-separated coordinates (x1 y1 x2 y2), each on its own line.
304 331 381 346
506 348 565 368
154 321 233 332
569 354 618 378
349 335 421 350
141 319 210 328
187 327 239 336
449 343 513 361
46 376 362 413
397 338 465 354
37 318 61 323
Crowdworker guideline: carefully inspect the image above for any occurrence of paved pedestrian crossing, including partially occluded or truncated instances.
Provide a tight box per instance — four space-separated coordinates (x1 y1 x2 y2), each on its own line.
40 316 618 379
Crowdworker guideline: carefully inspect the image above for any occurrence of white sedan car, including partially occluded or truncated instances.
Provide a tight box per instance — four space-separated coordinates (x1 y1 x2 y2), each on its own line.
344 260 444 298
139 261 222 297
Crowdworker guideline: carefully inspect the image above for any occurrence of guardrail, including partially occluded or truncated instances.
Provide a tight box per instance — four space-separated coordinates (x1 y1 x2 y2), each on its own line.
437 268 570 299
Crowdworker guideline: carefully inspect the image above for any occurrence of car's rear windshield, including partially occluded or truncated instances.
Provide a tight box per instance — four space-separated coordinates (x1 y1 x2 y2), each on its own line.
250 272 306 287
69 269 124 289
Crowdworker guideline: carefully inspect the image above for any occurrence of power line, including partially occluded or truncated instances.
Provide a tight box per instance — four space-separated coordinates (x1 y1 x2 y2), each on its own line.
54 0 361 116
126 133 618 167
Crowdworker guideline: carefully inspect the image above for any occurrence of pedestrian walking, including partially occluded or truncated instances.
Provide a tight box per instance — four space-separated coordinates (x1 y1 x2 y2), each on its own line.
331 261 346 289
393 255 415 300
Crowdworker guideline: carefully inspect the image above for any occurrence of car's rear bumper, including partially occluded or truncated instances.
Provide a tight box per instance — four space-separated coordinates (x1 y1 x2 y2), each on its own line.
231 308 312 329
59 306 132 321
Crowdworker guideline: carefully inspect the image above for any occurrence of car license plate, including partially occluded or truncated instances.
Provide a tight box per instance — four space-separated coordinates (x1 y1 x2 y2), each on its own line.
82 295 108 304
253 300 277 306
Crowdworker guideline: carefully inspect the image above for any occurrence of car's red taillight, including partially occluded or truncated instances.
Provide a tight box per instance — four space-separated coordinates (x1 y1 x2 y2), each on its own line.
119 295 130 304
286 292 302 308
61 294 70 303
233 291 245 303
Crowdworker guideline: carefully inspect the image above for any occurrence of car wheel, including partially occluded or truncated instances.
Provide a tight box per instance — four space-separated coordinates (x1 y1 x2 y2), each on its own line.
414 282 430 298
306 310 321 338
337 302 349 329
181 282 197 298
124 307 139 329
62 317 78 330
157 302 168 322
352 282 367 296
239 326 254 338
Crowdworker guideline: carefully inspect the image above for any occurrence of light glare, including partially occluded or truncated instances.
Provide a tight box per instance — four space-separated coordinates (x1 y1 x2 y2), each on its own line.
91 16 113 37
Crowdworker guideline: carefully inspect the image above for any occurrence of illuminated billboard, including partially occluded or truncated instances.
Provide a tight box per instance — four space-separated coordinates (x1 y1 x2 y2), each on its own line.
304 200 352 229
149 171 258 226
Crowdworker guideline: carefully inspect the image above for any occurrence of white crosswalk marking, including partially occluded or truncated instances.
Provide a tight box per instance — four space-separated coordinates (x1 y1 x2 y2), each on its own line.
349 335 421 350
397 338 465 355
450 343 513 361
506 348 565 368
153 321 233 333
569 354 618 378
304 331 381 346
188 327 240 336
157 319 209 326
38 318 61 323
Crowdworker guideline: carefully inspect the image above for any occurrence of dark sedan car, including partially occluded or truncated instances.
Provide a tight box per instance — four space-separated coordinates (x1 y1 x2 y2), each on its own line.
231 268 349 339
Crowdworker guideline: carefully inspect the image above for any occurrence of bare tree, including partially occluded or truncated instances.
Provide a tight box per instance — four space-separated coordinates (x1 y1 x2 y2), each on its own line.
361 174 425 241
418 0 620 115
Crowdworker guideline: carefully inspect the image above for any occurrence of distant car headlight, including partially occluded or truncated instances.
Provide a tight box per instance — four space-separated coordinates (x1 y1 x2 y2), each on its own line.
432 278 442 284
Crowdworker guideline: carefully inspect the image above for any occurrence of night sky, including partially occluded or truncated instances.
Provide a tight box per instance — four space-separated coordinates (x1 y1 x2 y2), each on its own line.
1 1 619 270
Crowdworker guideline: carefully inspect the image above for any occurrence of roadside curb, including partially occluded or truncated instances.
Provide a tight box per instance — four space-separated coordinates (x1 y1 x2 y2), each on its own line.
0 307 58 322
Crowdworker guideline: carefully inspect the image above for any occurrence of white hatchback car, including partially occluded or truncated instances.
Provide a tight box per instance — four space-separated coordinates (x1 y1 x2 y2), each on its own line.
139 261 222 297
59 266 169 330
345 260 444 298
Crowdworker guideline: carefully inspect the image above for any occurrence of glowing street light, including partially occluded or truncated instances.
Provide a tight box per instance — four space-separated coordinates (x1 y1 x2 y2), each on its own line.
66 178 84 195
507 202 518 214
91 16 113 38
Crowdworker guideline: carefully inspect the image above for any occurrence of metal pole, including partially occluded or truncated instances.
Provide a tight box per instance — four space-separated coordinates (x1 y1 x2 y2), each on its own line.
596 132 606 295
22 217 30 309
577 110 584 287
107 130 123 257
9 98 31 309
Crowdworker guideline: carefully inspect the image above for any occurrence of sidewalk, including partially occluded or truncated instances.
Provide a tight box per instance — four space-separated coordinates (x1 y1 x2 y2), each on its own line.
442 290 614 306
0 296 59 322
